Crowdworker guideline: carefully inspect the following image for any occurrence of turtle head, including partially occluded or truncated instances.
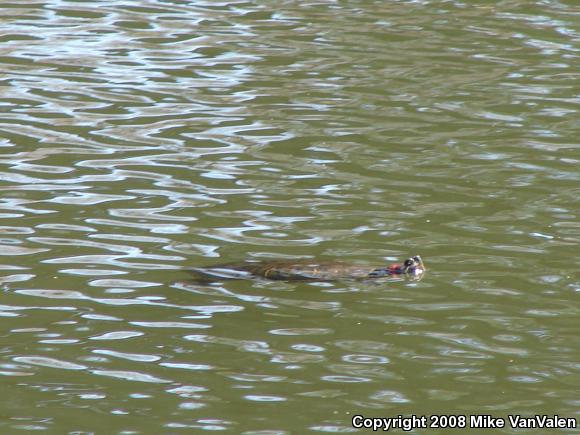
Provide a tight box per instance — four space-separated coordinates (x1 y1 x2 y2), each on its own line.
386 255 425 275
402 255 425 274
368 255 425 278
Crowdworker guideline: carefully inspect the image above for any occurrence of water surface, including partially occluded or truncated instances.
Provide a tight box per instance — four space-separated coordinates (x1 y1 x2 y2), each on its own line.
0 1 578 433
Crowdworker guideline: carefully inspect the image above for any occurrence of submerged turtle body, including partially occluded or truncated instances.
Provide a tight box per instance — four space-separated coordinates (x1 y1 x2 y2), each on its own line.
190 256 425 283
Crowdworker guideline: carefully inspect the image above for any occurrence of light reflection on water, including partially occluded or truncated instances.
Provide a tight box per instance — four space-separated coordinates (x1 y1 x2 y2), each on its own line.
0 0 578 433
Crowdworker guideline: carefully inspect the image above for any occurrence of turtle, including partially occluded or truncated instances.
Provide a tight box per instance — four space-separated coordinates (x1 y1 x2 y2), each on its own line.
188 255 425 283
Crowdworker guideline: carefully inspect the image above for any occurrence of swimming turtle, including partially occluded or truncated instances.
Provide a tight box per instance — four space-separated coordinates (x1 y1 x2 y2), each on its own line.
188 256 425 283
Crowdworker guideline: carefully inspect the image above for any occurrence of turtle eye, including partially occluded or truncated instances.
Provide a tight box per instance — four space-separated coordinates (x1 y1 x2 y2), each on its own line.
404 259 414 268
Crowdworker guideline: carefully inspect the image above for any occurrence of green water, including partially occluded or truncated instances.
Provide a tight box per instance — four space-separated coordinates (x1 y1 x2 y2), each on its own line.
0 1 578 433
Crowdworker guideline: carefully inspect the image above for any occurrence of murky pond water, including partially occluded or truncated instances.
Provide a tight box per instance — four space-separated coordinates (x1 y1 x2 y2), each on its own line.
0 1 578 433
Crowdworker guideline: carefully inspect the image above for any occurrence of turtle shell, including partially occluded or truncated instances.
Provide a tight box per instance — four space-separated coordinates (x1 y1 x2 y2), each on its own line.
236 261 379 281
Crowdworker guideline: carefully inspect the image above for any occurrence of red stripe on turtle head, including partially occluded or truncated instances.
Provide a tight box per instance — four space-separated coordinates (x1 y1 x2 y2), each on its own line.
388 263 404 274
